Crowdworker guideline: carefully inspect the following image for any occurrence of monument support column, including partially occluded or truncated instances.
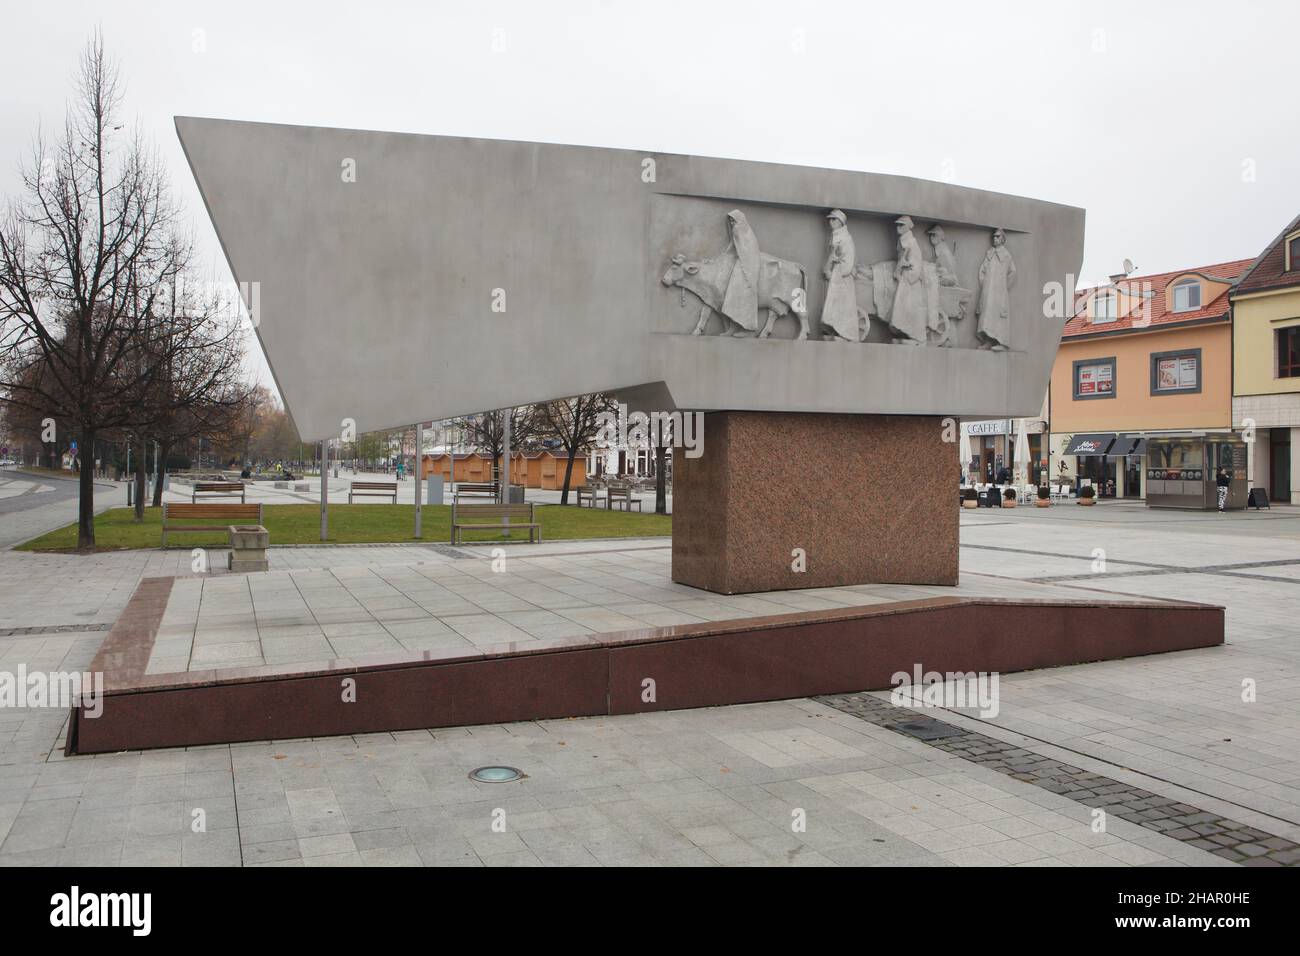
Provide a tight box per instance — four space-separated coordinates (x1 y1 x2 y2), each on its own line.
672 411 958 594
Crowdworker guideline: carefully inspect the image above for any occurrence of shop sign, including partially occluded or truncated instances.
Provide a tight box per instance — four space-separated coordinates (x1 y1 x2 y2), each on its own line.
964 420 1010 436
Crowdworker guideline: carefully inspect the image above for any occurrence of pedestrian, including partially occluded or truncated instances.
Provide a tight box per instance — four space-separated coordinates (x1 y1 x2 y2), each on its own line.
1216 468 1230 513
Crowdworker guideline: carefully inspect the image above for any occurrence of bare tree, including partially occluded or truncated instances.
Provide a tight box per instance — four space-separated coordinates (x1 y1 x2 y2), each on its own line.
653 418 670 515
212 383 274 468
134 267 250 507
0 32 181 548
454 406 542 487
540 393 616 504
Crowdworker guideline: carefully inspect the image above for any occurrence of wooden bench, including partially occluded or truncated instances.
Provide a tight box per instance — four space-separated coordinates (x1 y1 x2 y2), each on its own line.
162 503 263 547
453 481 499 502
348 480 398 503
451 502 540 544
575 485 604 508
191 481 246 503
606 485 643 512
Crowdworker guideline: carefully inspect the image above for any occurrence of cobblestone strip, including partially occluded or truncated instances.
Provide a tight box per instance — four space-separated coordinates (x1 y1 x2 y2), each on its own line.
816 691 1300 867
0 622 113 637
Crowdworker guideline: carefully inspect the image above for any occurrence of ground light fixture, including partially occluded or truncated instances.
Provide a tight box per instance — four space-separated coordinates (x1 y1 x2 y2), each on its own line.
469 766 524 783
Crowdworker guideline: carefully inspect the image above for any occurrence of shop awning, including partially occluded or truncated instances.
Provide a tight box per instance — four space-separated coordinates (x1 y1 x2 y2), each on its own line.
1114 434 1147 457
1064 433 1116 456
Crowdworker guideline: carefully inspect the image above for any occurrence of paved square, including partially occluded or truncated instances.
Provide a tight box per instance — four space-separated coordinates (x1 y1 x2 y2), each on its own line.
2 502 1299 866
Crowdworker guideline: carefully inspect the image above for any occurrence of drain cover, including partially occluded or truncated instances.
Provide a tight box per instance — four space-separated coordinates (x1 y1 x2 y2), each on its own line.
893 720 965 741
469 766 523 783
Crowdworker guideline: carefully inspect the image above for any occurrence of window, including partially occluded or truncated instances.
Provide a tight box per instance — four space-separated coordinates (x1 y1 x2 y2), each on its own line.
1171 278 1201 313
1093 292 1117 323
1150 348 1201 394
1288 235 1300 272
1279 326 1300 378
1074 357 1116 400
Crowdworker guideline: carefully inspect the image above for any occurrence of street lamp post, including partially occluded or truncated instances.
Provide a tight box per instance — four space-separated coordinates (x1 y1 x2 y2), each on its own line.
414 421 423 539
320 439 329 542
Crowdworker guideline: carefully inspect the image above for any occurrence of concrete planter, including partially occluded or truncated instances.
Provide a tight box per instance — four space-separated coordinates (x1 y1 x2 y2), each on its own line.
228 524 269 572
1077 498 1096 507
1001 498 1017 508
1034 498 1051 508
228 525 269 550
961 500 978 509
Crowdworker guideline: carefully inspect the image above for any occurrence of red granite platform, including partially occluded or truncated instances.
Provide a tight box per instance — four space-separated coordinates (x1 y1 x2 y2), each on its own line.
672 412 958 594
65 576 1225 755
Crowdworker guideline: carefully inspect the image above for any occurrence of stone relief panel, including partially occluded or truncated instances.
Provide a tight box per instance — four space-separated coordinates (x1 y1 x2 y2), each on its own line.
976 227 1015 351
653 195 1017 350
659 209 810 340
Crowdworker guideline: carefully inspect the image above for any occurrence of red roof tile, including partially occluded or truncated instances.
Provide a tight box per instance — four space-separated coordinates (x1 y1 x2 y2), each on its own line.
1063 258 1254 338
1233 212 1300 296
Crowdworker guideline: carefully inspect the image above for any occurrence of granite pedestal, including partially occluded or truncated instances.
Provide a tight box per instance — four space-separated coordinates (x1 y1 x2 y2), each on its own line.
672 412 957 594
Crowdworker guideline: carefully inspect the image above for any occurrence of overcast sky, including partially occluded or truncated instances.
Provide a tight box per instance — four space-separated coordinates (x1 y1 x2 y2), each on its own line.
4 0 1297 393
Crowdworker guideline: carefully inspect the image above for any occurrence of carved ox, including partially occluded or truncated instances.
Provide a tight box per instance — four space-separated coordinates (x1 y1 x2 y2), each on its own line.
662 252 809 339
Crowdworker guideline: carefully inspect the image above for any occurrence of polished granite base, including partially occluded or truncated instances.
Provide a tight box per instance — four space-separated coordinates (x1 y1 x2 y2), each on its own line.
672 412 958 594
67 574 1223 754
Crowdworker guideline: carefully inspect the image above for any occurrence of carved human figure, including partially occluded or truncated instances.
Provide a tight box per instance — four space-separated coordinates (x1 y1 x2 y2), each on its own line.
887 215 927 345
719 209 761 334
927 224 959 287
977 227 1015 350
819 209 859 341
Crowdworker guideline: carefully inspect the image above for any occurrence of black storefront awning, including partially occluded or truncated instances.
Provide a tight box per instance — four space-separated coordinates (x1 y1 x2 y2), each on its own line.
1114 434 1147 457
1064 433 1116 456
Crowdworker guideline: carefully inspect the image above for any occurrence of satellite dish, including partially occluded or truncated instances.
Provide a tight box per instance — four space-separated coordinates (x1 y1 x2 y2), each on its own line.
1123 258 1135 275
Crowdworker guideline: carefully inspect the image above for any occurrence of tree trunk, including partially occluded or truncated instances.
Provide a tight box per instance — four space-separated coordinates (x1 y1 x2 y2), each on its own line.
560 447 577 505
152 440 169 507
133 433 147 521
77 424 97 550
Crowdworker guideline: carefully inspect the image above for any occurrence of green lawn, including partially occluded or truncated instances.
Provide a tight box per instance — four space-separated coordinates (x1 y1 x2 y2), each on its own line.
19 503 672 552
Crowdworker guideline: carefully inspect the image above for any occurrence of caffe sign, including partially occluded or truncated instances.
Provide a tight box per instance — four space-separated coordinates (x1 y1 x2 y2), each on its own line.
964 420 1010 436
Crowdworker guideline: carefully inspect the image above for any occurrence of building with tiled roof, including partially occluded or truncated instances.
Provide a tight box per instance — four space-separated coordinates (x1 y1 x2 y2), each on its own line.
1047 257 1253 500
1231 213 1300 503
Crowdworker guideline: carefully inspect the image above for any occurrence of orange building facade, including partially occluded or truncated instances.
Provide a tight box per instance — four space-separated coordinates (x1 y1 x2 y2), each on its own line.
1048 259 1250 498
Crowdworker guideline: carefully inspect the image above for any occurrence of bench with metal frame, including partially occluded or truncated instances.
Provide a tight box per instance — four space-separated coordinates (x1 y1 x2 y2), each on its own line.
575 485 604 508
191 481 246 503
348 480 398 504
162 502 263 547
606 484 643 512
453 481 500 503
451 502 540 544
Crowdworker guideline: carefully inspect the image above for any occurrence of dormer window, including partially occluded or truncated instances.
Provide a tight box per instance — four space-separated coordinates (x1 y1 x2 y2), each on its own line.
1287 232 1300 272
1093 291 1117 323
1171 278 1201 313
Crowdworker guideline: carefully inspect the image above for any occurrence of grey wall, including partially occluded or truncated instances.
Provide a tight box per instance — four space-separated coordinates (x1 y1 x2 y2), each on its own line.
177 117 1084 440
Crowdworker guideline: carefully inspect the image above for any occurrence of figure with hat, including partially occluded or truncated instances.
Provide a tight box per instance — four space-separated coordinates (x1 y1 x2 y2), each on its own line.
887 215 927 345
819 209 860 341
927 224 959 287
977 227 1015 350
